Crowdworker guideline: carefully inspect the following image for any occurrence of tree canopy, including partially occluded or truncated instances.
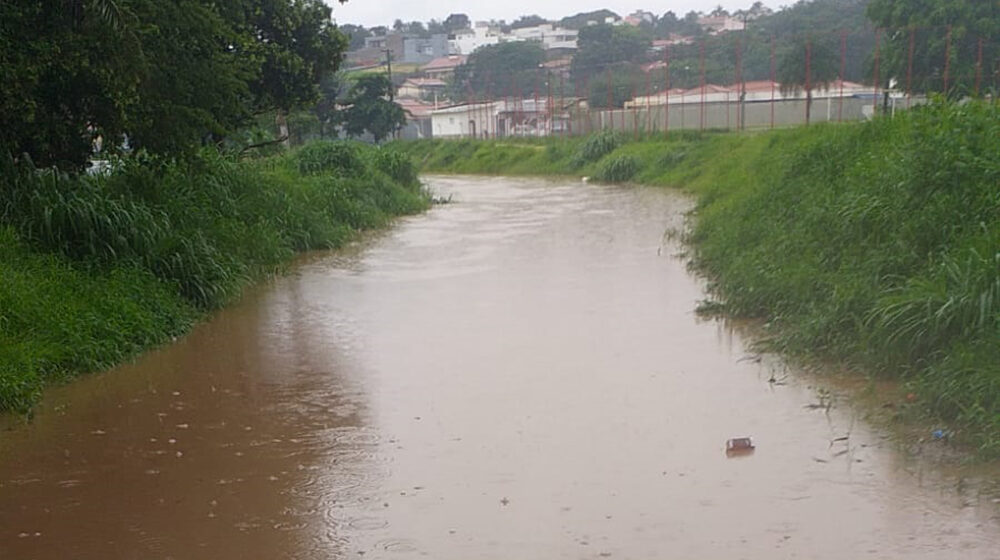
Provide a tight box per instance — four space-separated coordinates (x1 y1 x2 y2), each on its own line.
571 24 650 80
0 0 347 169
338 74 406 142
867 0 1000 95
451 41 547 100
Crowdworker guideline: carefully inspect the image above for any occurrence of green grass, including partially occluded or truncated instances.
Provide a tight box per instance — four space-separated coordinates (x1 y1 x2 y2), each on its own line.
0 141 429 414
397 101 1000 456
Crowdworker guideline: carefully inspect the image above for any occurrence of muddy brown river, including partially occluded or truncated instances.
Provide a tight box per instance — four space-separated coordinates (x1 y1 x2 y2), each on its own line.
2 175 1000 559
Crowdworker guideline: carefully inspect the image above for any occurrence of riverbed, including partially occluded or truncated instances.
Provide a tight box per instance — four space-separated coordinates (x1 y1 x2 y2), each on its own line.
1 175 998 559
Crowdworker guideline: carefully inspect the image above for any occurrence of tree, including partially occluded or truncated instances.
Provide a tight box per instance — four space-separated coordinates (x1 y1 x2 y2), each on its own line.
0 0 349 169
444 13 470 33
587 66 643 108
338 74 406 142
867 0 1000 96
451 41 546 99
777 37 840 123
572 24 650 81
0 1 141 168
559 9 620 29
340 24 370 50
510 15 548 30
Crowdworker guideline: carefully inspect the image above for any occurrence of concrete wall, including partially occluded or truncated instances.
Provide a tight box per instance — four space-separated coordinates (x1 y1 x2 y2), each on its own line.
571 96 926 134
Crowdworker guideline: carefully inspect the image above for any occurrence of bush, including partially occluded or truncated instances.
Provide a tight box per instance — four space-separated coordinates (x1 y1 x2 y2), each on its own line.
593 154 640 183
571 130 622 168
0 142 429 413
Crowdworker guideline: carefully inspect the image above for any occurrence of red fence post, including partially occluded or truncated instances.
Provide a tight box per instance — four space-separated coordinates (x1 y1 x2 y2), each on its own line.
873 28 881 116
735 35 742 131
805 40 812 124
699 39 706 131
645 68 651 134
976 37 984 97
607 67 614 131
770 36 776 128
633 83 639 140
943 25 953 94
839 30 847 121
664 44 670 134
906 27 915 108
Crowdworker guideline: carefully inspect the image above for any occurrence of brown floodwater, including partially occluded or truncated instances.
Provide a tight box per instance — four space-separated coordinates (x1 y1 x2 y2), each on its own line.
2 175 1000 559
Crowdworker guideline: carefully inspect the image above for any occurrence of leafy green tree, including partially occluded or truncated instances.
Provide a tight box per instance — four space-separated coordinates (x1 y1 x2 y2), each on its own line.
867 0 1000 96
0 0 348 169
0 1 140 168
338 74 406 142
587 67 644 108
451 41 546 100
340 24 370 50
444 13 470 32
571 24 650 80
559 9 620 30
777 37 840 123
510 15 549 29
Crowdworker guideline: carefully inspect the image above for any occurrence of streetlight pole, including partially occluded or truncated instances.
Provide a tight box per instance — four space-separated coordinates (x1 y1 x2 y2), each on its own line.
383 48 394 102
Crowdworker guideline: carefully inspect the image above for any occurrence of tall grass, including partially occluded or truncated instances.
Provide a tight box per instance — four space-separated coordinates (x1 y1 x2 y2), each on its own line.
398 102 1000 455
0 141 428 413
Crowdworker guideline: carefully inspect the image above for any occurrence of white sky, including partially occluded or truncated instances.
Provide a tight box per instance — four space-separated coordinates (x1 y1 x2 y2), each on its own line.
329 1 788 28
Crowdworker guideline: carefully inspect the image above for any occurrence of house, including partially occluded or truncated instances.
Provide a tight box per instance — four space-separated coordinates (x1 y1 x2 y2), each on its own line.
623 10 655 26
364 32 405 60
540 58 572 80
697 15 745 34
508 24 578 52
422 55 467 80
449 22 501 54
401 34 450 64
397 98 435 139
430 97 580 138
430 101 498 138
397 78 448 104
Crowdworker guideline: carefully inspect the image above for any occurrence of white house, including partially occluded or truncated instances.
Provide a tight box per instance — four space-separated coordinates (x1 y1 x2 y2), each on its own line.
508 24 578 51
449 22 501 54
430 98 576 138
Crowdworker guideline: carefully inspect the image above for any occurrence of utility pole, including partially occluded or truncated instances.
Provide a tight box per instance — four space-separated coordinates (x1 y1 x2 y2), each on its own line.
383 48 394 102
384 48 397 140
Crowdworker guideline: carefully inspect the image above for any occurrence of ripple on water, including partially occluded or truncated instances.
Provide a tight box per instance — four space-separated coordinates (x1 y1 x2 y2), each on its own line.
347 517 389 531
376 538 420 553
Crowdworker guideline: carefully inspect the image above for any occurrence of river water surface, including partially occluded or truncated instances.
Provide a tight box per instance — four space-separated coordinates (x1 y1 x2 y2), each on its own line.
2 175 1000 559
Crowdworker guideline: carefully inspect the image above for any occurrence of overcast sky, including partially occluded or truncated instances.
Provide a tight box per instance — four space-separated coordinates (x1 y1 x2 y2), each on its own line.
329 1 788 28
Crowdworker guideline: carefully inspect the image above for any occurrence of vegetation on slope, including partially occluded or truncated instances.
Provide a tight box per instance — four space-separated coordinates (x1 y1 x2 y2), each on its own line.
398 100 1000 455
0 142 428 414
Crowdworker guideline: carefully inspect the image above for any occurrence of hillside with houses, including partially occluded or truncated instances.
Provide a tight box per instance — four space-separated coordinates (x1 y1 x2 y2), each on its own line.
326 1 882 140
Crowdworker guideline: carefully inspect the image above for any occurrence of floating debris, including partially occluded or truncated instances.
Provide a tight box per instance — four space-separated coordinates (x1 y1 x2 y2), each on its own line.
726 437 755 456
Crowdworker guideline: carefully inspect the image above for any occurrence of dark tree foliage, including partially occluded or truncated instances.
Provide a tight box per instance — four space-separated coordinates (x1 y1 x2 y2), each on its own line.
867 0 1000 96
340 24 371 51
443 13 470 33
559 10 620 30
510 15 549 30
0 1 139 168
451 42 547 100
571 24 650 81
338 74 406 142
0 0 348 170
777 36 841 123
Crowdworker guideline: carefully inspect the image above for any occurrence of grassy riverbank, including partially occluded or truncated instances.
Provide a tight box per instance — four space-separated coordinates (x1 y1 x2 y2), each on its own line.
398 101 1000 456
0 142 428 414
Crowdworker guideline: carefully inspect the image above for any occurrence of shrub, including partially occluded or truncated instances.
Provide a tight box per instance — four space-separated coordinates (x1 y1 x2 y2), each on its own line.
593 154 640 183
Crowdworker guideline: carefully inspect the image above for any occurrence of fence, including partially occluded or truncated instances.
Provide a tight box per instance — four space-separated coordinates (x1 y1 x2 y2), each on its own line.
411 25 998 139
